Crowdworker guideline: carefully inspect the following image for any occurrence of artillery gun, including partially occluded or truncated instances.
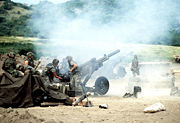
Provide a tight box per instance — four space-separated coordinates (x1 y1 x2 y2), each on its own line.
56 50 120 97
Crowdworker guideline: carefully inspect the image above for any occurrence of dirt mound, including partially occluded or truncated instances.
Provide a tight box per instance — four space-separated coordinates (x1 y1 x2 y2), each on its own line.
0 108 44 123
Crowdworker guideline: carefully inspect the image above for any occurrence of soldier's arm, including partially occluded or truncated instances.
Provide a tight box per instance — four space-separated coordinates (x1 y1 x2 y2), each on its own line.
138 61 140 68
70 63 77 72
53 72 62 79
24 60 28 66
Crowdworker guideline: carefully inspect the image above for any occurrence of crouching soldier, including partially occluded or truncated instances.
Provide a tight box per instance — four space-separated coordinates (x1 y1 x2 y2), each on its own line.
42 59 71 95
42 59 63 83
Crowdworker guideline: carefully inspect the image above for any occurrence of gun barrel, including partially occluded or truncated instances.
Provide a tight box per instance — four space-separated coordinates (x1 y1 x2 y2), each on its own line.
107 49 120 57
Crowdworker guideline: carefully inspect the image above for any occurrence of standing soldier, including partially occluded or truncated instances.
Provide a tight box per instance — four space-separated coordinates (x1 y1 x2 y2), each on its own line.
131 55 140 77
66 56 77 73
66 56 81 92
2 52 17 77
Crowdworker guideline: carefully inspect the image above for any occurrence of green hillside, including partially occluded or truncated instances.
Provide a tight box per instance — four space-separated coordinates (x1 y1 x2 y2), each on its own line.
0 36 179 61
0 0 36 37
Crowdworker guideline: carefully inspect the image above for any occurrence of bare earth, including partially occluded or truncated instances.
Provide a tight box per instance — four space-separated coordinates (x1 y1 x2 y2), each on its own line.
1 79 180 123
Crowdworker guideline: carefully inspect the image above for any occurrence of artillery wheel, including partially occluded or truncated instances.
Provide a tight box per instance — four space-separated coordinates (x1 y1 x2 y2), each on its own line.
95 76 109 95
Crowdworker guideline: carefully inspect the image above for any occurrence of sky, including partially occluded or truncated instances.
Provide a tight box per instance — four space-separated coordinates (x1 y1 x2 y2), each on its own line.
12 0 69 5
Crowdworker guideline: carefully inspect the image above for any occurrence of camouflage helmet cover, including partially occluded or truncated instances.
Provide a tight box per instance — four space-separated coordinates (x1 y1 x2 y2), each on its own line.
27 52 34 57
134 55 138 59
66 56 72 61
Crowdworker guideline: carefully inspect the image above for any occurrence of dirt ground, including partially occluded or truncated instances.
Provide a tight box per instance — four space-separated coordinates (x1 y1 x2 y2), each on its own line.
0 96 180 123
1 78 180 123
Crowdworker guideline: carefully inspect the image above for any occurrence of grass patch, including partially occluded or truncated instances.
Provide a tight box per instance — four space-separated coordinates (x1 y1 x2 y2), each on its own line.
0 36 180 61
0 36 38 56
131 44 180 61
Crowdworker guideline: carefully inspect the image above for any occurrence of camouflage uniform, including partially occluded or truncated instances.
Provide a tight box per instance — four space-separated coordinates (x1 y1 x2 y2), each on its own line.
66 56 81 92
25 52 35 68
2 52 17 77
43 59 61 83
43 63 57 82
131 55 140 77
42 60 69 94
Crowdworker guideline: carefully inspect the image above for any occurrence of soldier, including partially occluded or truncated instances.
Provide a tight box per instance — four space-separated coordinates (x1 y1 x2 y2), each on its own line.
16 63 41 77
24 52 41 69
43 59 62 83
16 63 26 77
66 56 81 92
2 52 17 77
131 55 140 77
24 52 35 67
66 56 78 73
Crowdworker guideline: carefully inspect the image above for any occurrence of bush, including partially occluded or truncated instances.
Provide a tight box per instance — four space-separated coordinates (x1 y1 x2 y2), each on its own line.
3 0 13 10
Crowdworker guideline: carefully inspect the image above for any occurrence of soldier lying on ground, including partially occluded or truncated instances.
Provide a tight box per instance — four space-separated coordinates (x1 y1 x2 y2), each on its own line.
15 63 26 77
15 63 41 77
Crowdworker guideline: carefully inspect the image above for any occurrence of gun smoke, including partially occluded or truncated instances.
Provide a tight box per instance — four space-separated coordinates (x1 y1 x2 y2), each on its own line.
29 0 180 59
18 0 180 96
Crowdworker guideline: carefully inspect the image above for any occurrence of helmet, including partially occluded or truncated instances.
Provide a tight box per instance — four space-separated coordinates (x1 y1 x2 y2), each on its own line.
52 59 59 65
27 52 34 57
66 56 72 61
8 52 15 58
134 55 138 59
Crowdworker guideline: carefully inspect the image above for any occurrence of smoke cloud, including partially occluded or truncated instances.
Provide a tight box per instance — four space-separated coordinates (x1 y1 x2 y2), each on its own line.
29 0 179 96
30 0 180 62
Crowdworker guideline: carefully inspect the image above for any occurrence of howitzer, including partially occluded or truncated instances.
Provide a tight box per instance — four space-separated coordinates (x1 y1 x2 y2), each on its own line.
39 50 120 107
78 49 120 85
57 50 120 106
76 49 120 106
